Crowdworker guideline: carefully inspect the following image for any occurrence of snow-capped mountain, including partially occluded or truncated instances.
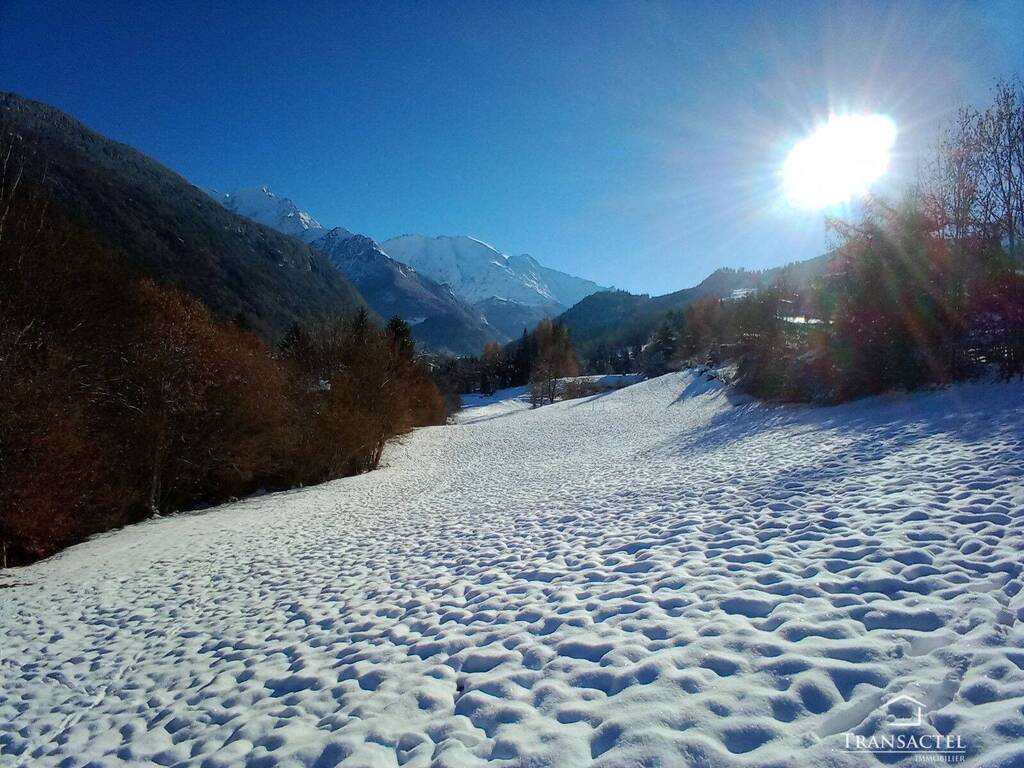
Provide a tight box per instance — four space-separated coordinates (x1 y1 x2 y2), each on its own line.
214 186 327 242
380 234 606 309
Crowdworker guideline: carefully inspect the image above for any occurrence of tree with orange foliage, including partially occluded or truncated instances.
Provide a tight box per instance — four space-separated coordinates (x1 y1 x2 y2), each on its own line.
528 319 578 406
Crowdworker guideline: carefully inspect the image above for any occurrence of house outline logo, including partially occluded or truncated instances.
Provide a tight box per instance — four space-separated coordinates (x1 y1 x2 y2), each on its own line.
883 693 926 728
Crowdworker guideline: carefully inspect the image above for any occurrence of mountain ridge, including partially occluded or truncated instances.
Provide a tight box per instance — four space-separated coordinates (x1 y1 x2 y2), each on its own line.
559 255 835 358
308 227 499 356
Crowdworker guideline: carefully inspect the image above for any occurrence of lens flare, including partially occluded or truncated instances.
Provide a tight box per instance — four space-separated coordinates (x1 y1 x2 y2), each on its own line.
783 114 897 209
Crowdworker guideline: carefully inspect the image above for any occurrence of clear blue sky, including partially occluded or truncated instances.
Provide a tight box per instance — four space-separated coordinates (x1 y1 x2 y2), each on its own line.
2 1 1021 293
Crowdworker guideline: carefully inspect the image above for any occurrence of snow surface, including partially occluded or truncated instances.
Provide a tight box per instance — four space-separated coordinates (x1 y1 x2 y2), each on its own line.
2 372 1023 767
457 386 532 424
458 376 643 425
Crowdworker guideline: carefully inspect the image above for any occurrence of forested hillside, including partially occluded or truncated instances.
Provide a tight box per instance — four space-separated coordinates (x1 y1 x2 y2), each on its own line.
561 256 832 365
0 92 368 341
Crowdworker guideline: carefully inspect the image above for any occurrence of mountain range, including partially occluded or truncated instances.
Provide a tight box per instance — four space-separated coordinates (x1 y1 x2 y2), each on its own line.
305 228 497 355
212 186 836 364
216 187 609 353
214 188 496 354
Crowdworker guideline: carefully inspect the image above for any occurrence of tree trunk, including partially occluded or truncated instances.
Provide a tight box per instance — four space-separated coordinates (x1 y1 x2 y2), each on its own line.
147 409 167 514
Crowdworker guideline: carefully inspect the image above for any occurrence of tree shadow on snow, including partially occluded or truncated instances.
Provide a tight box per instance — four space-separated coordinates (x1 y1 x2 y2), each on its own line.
667 378 1023 459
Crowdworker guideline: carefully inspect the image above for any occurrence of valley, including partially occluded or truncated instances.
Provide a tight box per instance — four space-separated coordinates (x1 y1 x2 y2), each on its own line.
2 373 1022 767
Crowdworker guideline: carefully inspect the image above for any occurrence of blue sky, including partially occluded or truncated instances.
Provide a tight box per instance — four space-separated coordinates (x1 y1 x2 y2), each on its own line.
2 1 1021 293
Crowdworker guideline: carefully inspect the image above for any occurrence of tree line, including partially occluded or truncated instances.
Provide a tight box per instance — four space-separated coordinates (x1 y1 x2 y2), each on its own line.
432 319 580 406
0 174 445 566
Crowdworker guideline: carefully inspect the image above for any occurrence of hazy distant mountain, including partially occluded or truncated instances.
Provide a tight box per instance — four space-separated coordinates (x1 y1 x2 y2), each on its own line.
0 92 367 341
380 234 607 310
530 257 610 308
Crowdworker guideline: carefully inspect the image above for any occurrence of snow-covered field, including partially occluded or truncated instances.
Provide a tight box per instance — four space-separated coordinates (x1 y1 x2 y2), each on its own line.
2 371 1023 767
459 375 643 424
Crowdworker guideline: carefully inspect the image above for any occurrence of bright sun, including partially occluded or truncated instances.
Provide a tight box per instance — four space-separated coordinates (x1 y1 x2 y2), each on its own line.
783 114 897 210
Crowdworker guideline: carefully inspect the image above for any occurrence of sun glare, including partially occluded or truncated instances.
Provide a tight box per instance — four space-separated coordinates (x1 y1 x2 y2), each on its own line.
783 114 897 210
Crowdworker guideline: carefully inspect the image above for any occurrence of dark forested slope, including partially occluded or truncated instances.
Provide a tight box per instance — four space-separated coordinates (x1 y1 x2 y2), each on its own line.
0 92 368 340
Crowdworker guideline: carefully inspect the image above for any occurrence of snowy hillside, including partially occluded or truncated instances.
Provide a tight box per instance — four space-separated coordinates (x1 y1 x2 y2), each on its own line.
2 373 1023 767
214 186 327 242
381 234 606 309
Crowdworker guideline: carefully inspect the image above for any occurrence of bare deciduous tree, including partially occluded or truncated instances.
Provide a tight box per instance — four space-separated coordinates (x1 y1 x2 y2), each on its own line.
978 79 1024 252
924 78 1024 254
